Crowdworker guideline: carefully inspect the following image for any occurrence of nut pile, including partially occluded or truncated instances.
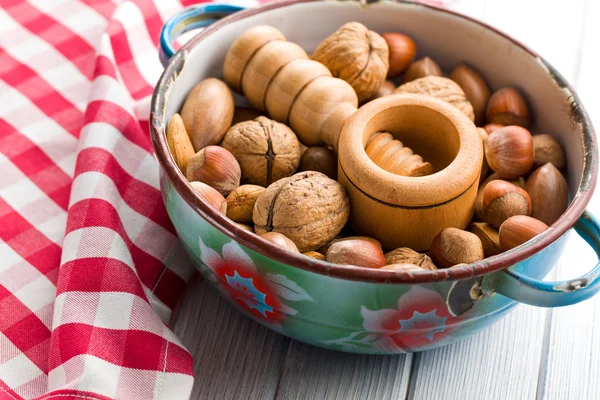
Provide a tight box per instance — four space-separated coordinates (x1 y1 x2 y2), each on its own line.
166 22 569 272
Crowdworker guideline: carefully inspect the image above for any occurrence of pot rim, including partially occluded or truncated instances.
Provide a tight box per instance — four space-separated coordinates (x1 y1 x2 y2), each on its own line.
150 0 598 284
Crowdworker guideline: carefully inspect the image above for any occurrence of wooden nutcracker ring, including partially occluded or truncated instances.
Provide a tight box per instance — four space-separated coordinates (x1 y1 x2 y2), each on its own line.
337 93 483 251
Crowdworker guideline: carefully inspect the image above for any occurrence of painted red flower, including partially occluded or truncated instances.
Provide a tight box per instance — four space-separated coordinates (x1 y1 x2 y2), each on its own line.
360 286 461 352
198 238 314 326
198 238 285 322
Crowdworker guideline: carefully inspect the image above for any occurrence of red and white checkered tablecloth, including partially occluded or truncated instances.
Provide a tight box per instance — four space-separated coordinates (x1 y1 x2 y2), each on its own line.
0 0 448 398
0 0 240 398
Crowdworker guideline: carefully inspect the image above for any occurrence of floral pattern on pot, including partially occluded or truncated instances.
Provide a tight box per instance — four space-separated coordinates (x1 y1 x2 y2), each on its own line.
198 237 314 325
323 286 463 352
162 174 564 353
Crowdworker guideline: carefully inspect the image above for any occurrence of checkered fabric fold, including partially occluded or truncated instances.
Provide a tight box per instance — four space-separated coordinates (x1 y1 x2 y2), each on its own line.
0 0 254 398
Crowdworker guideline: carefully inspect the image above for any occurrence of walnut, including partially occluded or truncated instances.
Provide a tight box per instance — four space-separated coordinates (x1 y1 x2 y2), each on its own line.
221 116 302 186
395 76 475 121
385 247 437 270
312 22 389 103
253 171 350 252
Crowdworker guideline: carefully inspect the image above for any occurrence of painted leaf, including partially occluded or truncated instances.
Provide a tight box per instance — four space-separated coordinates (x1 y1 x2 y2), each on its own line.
198 236 222 267
265 273 314 302
278 303 298 316
361 306 401 333
321 331 381 352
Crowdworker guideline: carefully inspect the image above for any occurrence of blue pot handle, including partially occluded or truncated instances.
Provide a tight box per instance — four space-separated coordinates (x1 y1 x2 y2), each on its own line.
159 3 246 67
495 210 600 307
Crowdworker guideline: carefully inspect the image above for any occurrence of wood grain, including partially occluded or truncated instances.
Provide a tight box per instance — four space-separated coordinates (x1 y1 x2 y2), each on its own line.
408 304 549 400
541 235 599 400
172 275 289 399
275 341 412 400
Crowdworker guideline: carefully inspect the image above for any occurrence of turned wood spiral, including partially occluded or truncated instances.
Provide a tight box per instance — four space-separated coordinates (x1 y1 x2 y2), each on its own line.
223 25 358 150
365 132 433 177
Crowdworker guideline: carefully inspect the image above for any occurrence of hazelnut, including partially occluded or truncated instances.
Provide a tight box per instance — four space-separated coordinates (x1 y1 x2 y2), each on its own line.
482 180 531 229
429 228 484 268
486 87 530 128
318 236 381 255
186 146 241 196
221 116 302 186
380 263 424 272
486 173 526 190
326 239 386 268
299 142 308 156
402 56 442 83
166 113 195 172
532 134 565 170
253 171 350 252
180 78 234 151
303 251 326 260
499 215 548 251
395 76 475 121
475 173 526 220
226 185 266 223
236 223 254 233
312 22 389 103
372 80 397 99
189 181 227 214
385 247 437 270
526 163 568 225
484 125 533 179
382 33 416 78
231 107 262 125
468 222 502 257
477 128 490 179
450 64 491 125
260 232 300 253
299 146 338 180
483 123 504 134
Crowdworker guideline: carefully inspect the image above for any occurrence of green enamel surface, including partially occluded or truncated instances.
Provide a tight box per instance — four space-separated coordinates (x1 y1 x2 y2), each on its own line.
162 174 567 353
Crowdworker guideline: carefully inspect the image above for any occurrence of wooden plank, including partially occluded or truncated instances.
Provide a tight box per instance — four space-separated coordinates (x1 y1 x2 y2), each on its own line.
572 0 600 112
538 0 600 397
408 304 549 400
275 342 412 400
172 274 289 400
540 235 599 400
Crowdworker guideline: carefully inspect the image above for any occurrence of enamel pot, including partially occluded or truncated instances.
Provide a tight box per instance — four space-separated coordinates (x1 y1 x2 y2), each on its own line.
151 0 600 353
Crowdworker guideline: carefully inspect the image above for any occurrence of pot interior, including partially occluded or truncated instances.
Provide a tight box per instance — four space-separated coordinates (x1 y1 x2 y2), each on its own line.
164 0 589 207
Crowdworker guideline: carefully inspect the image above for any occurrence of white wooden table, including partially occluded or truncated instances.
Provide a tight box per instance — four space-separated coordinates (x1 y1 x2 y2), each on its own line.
172 0 600 398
